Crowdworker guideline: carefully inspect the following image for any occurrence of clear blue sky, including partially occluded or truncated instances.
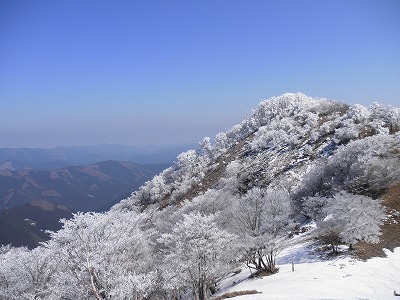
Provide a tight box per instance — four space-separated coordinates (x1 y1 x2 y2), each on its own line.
1 0 399 148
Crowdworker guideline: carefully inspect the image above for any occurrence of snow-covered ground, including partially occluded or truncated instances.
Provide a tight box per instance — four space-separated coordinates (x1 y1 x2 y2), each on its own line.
217 241 400 300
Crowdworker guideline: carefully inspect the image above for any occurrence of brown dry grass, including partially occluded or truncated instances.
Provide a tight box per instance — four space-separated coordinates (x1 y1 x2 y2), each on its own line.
354 182 400 260
212 290 261 300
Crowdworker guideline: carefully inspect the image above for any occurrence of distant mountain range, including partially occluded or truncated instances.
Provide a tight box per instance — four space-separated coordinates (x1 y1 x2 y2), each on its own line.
0 160 168 247
0 143 195 170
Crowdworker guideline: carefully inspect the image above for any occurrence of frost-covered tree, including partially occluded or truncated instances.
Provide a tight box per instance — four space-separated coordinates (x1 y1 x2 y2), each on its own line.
334 104 372 143
218 160 243 194
215 132 229 155
250 128 291 151
0 246 57 300
233 187 293 274
199 136 214 162
176 189 238 230
46 210 154 299
343 134 400 196
315 192 385 253
302 195 330 221
177 149 200 175
159 212 239 300
386 106 400 133
334 102 400 143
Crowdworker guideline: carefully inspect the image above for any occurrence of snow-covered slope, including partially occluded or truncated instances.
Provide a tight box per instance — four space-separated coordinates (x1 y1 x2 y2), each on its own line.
217 242 400 300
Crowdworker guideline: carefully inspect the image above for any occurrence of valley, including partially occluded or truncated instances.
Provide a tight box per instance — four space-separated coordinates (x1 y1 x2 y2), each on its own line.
0 160 169 247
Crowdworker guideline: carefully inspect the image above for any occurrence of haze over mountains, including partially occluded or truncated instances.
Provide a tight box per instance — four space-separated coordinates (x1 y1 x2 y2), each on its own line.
0 143 191 247
0 160 169 211
0 143 195 170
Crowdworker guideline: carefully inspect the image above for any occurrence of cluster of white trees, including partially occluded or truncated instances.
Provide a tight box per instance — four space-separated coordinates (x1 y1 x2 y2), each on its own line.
1 93 399 299
0 186 388 299
0 185 296 300
297 133 400 199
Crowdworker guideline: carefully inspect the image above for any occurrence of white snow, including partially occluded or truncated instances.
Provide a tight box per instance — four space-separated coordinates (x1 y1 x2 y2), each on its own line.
217 242 400 300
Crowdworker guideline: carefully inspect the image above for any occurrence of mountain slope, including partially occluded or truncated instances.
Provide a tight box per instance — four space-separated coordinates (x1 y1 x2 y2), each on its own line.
114 94 342 207
115 93 400 256
0 200 71 248
0 160 168 211
1 93 400 299
0 160 168 248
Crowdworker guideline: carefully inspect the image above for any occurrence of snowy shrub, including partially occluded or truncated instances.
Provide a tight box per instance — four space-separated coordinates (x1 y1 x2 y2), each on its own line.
250 128 291 151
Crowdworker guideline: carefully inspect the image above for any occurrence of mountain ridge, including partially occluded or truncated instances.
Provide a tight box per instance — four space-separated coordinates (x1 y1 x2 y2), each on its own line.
117 93 399 211
0 143 195 170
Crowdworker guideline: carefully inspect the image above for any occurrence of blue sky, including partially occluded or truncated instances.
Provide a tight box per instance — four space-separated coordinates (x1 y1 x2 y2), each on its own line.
1 0 399 148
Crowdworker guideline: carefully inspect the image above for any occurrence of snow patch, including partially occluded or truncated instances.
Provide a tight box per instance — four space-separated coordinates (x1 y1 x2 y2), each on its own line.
217 243 400 300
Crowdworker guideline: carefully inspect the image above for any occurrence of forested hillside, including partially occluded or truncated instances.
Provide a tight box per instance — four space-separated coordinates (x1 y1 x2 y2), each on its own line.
1 93 399 300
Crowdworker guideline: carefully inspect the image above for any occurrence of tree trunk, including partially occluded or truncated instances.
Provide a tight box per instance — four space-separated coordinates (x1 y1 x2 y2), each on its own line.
89 268 105 300
209 281 217 295
266 253 277 274
196 279 208 300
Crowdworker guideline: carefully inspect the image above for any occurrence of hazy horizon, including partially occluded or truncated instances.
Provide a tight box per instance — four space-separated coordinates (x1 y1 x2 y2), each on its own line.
0 142 198 151
1 1 399 148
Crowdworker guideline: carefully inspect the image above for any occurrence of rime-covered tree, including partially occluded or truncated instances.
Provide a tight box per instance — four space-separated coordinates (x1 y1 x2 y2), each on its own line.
45 210 154 299
159 212 239 300
315 192 385 253
298 133 400 199
302 195 330 220
177 189 238 229
0 246 57 300
233 187 293 274
199 136 214 162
